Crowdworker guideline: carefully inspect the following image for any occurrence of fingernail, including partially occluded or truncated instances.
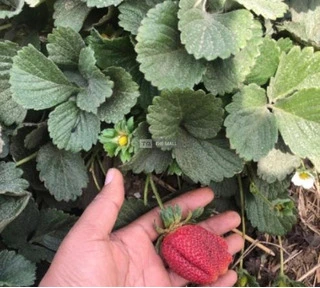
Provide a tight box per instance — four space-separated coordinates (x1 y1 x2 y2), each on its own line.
105 168 114 185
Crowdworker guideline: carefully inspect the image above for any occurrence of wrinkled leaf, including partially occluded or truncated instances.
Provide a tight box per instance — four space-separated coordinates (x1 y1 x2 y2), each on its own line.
225 84 278 161
173 130 244 184
203 32 262 96
273 88 320 159
47 26 86 68
0 250 36 287
36 143 89 202
122 122 172 174
245 178 297 235
0 41 26 125
2 199 77 262
53 0 91 32
147 88 224 148
76 47 114 114
10 45 78 110
0 161 29 193
98 67 139 123
282 0 320 49
245 37 281 86
118 0 163 35
268 46 320 101
235 0 288 20
48 100 100 152
178 0 255 60
258 146 300 183
136 1 206 89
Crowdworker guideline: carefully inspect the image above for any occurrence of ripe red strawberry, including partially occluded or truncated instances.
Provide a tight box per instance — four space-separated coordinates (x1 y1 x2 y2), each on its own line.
155 205 232 285
160 224 232 284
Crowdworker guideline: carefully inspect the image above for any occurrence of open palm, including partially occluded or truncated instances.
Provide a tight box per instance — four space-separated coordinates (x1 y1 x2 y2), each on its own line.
40 169 243 287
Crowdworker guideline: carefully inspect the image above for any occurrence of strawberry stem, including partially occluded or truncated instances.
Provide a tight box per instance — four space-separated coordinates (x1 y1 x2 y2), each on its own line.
144 174 151 206
15 151 38 167
237 174 246 270
278 236 285 277
149 174 164 210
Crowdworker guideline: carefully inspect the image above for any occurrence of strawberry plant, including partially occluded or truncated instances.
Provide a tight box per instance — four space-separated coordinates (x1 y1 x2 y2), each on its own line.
1 0 319 286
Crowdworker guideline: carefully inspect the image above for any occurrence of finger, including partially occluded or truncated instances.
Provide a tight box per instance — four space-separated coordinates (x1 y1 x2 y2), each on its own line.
123 187 214 241
71 168 125 239
225 233 244 254
199 211 241 235
208 270 238 287
169 233 243 287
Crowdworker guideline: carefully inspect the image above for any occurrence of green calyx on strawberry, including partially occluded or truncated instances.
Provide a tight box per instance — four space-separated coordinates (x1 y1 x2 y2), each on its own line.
155 205 232 285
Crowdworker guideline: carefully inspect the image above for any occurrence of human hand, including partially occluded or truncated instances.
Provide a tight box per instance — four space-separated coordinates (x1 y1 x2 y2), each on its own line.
40 168 244 287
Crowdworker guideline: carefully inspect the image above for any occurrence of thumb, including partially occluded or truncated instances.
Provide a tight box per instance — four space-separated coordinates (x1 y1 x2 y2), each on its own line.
74 168 125 238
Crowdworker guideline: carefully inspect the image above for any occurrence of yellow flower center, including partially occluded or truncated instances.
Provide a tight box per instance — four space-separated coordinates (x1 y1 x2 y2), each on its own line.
118 135 128 147
299 172 311 180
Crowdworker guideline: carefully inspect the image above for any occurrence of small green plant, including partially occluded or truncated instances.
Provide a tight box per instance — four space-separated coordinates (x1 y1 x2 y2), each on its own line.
1 0 319 285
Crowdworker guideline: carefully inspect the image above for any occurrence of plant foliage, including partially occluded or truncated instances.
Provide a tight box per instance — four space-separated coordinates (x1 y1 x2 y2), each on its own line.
1 0 319 285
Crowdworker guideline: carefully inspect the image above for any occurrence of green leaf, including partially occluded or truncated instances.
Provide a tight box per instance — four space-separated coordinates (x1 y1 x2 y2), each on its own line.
0 41 19 76
0 192 31 233
118 0 163 35
25 0 44 7
87 30 141 76
245 178 297 235
178 0 254 60
0 130 9 159
0 162 29 193
0 41 27 126
210 177 238 198
122 122 172 174
0 250 36 287
273 88 320 158
282 0 320 49
31 208 77 252
24 124 49 150
47 26 86 68
0 77 27 126
48 100 100 152
88 31 159 110
257 144 300 183
203 30 262 96
1 199 50 263
147 88 224 148
0 161 31 232
98 67 139 123
235 0 288 20
0 0 24 19
36 143 89 202
268 47 320 101
225 84 278 161
237 268 260 287
245 37 281 86
76 47 114 114
173 130 244 184
276 38 294 54
10 45 78 110
0 127 3 155
2 199 77 262
53 0 91 32
83 0 123 8
114 198 151 230
135 1 206 89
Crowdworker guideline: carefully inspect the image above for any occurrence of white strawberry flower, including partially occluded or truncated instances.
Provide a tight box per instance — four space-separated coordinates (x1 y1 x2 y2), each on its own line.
291 171 315 189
